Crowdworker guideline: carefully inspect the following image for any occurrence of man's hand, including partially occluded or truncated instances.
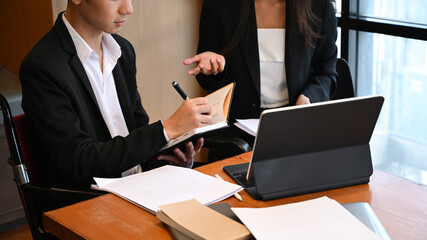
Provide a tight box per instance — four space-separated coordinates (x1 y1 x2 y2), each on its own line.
183 51 225 75
157 138 204 167
163 97 212 140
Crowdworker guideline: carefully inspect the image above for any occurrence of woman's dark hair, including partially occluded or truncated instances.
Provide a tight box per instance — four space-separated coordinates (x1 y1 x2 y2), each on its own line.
220 0 252 55
220 0 321 55
289 0 320 46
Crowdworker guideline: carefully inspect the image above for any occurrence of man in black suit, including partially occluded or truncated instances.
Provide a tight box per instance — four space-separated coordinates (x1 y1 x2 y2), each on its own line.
19 0 212 188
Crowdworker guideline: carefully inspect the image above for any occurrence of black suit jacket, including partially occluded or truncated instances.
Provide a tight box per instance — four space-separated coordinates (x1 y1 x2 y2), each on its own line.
196 0 338 120
19 13 167 188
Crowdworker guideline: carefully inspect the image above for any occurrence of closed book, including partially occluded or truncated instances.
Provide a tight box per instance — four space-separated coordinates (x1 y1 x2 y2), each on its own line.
157 199 251 240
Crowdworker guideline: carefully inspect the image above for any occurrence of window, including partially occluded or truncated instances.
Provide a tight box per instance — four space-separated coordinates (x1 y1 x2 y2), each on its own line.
358 0 427 25
337 0 427 184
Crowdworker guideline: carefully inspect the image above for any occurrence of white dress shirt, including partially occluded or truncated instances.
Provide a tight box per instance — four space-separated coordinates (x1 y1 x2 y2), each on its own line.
62 13 141 176
257 28 289 108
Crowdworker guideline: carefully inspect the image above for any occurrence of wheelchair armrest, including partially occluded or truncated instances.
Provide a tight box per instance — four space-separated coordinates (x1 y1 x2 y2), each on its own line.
48 187 107 201
23 184 107 202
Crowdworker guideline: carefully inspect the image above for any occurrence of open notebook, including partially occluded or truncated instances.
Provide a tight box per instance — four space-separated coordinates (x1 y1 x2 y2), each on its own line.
92 165 243 214
159 82 235 154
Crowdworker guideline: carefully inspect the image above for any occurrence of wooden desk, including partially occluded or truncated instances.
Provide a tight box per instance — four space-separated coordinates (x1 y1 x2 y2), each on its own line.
43 152 427 240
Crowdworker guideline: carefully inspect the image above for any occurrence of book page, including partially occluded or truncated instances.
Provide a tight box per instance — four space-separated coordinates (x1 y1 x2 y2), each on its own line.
160 121 228 151
93 165 243 214
234 119 259 136
205 83 234 124
159 83 234 152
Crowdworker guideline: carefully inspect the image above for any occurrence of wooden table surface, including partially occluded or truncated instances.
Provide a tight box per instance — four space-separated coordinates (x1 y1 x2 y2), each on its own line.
43 152 427 239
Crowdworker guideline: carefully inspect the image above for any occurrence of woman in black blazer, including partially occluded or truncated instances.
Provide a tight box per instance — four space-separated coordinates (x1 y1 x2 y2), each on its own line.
185 0 338 122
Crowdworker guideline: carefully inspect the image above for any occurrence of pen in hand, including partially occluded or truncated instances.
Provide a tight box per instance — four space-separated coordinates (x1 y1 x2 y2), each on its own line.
172 81 190 100
215 174 243 201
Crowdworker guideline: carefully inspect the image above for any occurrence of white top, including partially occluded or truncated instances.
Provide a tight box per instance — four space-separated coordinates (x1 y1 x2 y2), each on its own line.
62 14 141 176
257 28 289 108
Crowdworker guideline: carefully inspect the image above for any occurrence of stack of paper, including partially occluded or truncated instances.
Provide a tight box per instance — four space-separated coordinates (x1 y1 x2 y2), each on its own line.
93 165 243 214
157 199 251 240
234 119 259 137
231 196 382 240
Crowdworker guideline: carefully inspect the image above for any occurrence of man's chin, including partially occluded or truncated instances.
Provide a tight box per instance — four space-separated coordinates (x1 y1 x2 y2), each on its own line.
105 27 121 35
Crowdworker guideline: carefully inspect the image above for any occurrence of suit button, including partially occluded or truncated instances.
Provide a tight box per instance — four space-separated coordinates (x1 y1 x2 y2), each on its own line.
252 104 258 107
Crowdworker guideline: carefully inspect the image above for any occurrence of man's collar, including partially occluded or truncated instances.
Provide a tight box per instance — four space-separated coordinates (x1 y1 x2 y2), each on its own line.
61 12 121 64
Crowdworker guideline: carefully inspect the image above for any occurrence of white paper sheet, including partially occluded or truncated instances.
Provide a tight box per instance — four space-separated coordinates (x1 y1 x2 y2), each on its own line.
234 119 259 136
231 196 381 240
93 165 243 214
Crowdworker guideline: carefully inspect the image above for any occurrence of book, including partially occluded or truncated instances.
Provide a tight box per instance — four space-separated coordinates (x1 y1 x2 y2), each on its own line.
160 202 251 240
157 199 251 240
159 82 235 154
92 165 243 214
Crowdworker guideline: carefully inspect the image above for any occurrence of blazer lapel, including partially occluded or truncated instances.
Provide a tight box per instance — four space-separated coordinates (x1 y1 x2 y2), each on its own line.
239 0 261 95
112 64 135 131
54 12 101 112
69 56 100 108
285 0 295 103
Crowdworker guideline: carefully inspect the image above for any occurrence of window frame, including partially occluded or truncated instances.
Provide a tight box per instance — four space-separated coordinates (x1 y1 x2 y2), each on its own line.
337 0 427 94
335 0 427 185
338 0 427 59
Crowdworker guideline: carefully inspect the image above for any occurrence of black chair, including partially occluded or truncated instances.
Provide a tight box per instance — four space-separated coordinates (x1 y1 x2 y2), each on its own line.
203 134 252 163
334 58 355 99
0 93 106 239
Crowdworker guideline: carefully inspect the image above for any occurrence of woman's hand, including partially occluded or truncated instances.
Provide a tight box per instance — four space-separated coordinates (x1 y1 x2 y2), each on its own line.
296 94 311 105
183 51 225 75
157 138 204 167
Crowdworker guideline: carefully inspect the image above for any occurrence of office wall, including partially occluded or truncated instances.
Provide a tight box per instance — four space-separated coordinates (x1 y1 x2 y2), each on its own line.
0 0 53 74
52 0 205 123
